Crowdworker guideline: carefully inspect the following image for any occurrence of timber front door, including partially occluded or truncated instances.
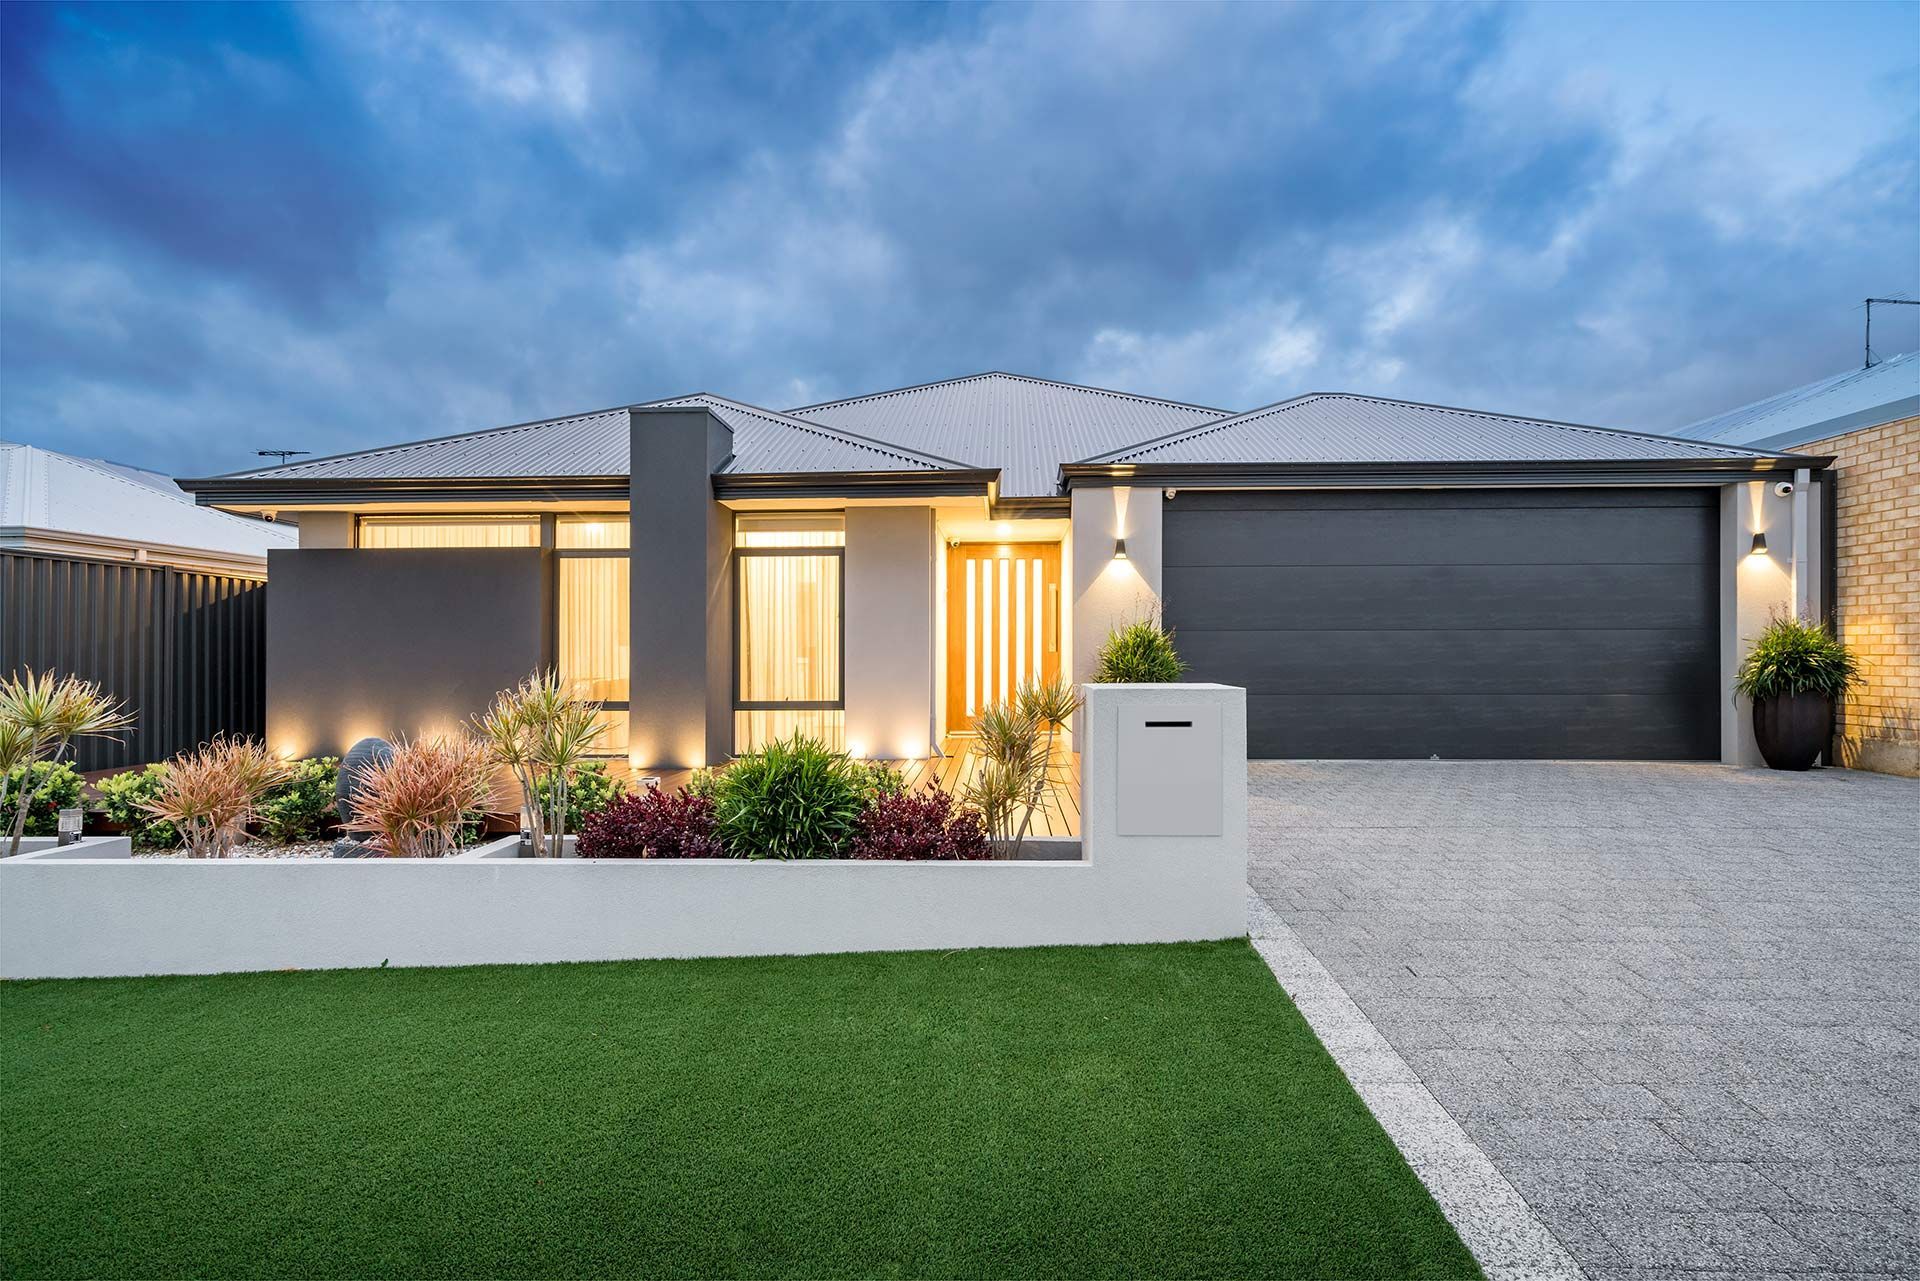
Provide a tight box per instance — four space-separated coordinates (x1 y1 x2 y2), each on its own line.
945 542 1062 731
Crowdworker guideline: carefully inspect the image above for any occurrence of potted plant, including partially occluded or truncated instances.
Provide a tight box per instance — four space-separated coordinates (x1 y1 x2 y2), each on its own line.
1734 614 1862 771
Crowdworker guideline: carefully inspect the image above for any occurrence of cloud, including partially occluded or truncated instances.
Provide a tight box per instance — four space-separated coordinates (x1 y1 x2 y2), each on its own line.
1 1 1914 475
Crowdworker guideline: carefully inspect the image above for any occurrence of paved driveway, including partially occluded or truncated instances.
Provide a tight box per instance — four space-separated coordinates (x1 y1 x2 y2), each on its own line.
1248 761 1920 1279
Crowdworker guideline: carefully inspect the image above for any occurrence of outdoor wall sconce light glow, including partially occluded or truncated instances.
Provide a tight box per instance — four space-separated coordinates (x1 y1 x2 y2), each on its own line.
1113 538 1129 561
1749 532 1768 557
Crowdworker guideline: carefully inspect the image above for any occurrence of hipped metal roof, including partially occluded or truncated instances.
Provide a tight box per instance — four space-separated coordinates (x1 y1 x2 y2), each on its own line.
1082 392 1806 466
183 371 1824 505
1670 351 1919 451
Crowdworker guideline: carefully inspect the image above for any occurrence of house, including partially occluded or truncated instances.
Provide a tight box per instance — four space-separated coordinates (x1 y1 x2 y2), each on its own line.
2 441 297 769
1672 352 1919 776
179 373 1825 769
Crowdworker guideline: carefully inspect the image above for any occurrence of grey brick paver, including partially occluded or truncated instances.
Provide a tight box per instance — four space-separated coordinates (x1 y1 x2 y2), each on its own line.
1249 759 1920 1278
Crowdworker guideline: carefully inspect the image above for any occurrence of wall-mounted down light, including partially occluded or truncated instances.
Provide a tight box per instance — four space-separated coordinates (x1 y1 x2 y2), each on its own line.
1749 532 1768 557
1113 538 1129 561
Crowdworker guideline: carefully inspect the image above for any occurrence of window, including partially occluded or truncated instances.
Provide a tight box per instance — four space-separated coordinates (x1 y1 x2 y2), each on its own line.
357 516 539 548
734 515 844 752
556 518 629 755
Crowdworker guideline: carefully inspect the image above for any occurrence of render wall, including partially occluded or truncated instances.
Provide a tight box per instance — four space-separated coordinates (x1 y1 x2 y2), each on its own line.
1801 416 1919 776
265 547 550 758
844 506 936 759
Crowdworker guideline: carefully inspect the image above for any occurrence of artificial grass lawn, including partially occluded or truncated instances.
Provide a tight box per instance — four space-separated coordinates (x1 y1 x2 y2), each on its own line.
1 940 1478 1279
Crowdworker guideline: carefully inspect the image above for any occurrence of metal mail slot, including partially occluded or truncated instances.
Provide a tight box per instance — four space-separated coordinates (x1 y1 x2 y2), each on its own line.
1116 704 1223 836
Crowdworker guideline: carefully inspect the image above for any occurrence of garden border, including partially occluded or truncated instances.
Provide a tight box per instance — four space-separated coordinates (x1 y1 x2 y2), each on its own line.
0 685 1246 978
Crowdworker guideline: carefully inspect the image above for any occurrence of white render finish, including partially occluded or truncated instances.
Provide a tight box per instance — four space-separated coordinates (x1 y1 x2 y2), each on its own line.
296 511 353 548
844 506 937 760
1115 702 1224 836
1721 479 1813 766
0 685 1248 978
1069 485 1164 695
2 835 131 861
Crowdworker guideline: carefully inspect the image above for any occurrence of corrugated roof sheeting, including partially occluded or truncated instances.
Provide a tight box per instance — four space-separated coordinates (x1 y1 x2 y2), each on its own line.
221 395 959 483
792 372 1227 496
1090 393 1801 465
1672 351 1919 450
2 442 296 556
653 395 960 473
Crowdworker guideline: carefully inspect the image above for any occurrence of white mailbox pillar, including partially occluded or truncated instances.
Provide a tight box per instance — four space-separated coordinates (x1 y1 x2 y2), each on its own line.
1080 682 1248 941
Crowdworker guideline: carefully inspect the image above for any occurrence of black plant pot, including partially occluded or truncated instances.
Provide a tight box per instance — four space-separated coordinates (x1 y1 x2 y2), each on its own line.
1751 691 1833 771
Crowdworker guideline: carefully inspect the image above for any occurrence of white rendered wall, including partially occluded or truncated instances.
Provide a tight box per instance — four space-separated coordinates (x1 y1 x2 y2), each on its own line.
1069 486 1164 691
296 512 353 549
844 506 936 760
1721 479 1804 766
0 685 1249 979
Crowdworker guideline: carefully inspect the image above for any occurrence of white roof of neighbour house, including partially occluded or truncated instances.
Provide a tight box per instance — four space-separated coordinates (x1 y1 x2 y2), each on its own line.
1671 352 1920 451
791 372 1229 497
1081 392 1811 468
0 441 296 576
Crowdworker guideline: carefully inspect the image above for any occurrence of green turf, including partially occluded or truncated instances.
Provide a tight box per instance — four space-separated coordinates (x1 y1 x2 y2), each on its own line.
0 940 1478 1279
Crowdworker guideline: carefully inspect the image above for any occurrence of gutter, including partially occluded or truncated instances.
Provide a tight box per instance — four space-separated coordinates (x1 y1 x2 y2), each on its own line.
711 469 999 501
180 469 1002 508
1057 455 1833 491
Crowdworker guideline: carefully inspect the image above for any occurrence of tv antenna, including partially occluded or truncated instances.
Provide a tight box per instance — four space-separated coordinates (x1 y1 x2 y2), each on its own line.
256 449 311 464
1864 296 1918 368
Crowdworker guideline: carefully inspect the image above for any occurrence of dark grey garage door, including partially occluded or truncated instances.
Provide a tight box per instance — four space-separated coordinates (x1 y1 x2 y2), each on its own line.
1162 488 1720 759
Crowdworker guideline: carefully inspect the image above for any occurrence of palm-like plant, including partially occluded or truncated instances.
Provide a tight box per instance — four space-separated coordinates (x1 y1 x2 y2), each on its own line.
474 670 606 856
1 670 135 856
963 678 1082 859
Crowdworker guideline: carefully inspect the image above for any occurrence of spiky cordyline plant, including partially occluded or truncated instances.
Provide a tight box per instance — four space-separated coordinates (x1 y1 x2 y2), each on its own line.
963 678 1082 859
344 734 495 859
474 671 607 856
144 736 293 859
1 669 135 856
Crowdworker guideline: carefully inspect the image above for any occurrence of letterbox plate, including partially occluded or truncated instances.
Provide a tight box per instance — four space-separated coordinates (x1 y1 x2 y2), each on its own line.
1116 704 1223 836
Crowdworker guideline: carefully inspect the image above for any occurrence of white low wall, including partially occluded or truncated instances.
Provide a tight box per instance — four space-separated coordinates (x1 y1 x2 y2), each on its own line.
2 835 131 862
0 686 1247 978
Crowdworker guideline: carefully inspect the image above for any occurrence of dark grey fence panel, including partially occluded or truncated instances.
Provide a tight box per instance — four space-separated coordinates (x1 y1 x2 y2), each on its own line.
0 551 267 771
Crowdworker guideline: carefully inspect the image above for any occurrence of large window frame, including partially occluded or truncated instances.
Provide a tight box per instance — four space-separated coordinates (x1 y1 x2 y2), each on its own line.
732 516 846 750
353 512 631 757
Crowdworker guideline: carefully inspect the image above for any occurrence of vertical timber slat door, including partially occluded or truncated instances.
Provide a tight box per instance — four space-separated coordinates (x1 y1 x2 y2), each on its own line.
946 543 1061 731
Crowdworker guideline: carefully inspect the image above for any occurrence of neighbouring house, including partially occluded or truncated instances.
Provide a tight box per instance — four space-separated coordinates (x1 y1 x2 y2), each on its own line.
2 441 297 769
179 373 1826 769
1673 352 1919 776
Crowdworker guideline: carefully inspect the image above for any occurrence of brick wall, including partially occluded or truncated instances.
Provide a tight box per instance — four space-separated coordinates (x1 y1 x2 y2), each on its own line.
1804 415 1918 776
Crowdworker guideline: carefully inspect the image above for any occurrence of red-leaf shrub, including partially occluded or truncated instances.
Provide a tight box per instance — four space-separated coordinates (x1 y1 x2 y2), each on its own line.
847 787 991 861
577 787 725 859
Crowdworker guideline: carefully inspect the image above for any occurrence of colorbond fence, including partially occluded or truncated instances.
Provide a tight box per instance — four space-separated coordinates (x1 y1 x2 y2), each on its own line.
0 551 267 771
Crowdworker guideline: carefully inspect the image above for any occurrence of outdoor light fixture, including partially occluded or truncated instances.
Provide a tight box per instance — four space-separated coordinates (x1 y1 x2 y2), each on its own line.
57 807 82 847
1113 538 1129 560
1749 532 1768 557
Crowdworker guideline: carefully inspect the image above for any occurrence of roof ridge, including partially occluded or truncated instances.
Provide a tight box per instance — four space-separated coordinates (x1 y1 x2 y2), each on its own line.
654 393 980 472
1682 351 1917 441
1088 391 1806 464
8 442 295 540
789 370 1227 418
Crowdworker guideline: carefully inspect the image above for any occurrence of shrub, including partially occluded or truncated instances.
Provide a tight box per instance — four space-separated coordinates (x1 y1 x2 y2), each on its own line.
343 735 495 859
0 669 134 856
258 756 341 844
147 737 293 859
0 761 84 839
578 787 723 859
1093 615 1188 683
474 671 608 856
683 766 722 801
848 787 990 861
96 764 178 848
1735 614 1863 702
858 760 906 801
712 733 869 860
535 759 625 834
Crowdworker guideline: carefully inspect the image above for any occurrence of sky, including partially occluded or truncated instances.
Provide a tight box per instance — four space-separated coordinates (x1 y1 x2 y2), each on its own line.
2 1 1915 477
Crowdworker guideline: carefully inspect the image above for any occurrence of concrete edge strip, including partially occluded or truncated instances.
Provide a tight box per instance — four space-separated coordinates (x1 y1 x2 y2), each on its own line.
1246 891 1586 1281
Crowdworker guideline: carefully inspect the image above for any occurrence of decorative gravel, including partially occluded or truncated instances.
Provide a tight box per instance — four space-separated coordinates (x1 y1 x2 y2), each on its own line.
132 842 336 860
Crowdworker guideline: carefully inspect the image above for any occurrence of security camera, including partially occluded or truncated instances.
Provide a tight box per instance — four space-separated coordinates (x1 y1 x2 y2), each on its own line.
1773 481 1795 498
1164 488 1178 500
